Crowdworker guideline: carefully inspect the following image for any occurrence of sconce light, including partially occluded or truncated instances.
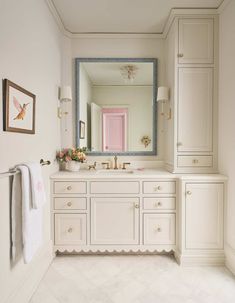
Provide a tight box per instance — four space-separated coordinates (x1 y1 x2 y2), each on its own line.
157 86 171 119
58 86 72 119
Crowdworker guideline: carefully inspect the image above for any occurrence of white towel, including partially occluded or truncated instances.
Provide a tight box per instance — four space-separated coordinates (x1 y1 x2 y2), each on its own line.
22 162 46 209
11 172 23 262
15 165 43 264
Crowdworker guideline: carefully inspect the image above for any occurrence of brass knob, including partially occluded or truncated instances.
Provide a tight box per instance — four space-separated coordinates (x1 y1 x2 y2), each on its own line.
177 53 184 58
68 227 73 233
67 186 72 191
187 191 192 195
67 202 72 207
155 201 162 207
156 227 162 232
135 203 140 209
154 186 162 191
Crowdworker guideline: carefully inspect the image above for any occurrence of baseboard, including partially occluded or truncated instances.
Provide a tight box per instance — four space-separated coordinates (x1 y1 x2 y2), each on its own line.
5 240 54 303
175 250 225 266
225 244 235 275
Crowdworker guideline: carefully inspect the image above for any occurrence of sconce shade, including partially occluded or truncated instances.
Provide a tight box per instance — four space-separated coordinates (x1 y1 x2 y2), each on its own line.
60 86 72 101
157 86 169 101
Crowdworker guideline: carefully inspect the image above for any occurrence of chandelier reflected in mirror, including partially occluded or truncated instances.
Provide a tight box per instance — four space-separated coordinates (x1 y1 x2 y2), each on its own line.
120 65 138 83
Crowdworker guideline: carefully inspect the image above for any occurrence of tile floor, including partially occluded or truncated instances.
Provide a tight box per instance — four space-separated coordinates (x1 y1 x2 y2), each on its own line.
30 255 235 303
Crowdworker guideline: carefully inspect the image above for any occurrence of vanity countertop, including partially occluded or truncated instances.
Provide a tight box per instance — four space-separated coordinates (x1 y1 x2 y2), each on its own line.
50 168 227 180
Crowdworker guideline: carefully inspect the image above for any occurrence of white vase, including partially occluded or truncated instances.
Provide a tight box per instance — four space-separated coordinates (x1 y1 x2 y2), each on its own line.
67 161 81 172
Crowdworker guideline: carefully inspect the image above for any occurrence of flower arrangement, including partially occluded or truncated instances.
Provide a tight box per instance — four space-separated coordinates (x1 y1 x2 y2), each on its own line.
56 147 87 163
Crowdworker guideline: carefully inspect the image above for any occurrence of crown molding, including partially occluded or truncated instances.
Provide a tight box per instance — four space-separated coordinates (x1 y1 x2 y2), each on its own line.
45 0 225 40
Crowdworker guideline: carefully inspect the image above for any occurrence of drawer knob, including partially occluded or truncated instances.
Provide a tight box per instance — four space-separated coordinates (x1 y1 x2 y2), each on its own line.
187 191 192 195
155 202 162 207
67 202 72 207
68 227 73 233
67 186 72 191
154 186 162 191
156 227 162 232
135 203 140 209
177 53 184 58
192 159 199 164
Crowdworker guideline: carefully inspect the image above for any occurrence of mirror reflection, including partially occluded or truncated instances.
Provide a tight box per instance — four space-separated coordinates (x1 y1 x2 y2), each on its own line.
76 59 157 155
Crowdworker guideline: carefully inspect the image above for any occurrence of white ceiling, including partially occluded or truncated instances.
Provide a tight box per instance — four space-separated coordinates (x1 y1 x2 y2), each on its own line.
82 62 153 86
52 0 223 34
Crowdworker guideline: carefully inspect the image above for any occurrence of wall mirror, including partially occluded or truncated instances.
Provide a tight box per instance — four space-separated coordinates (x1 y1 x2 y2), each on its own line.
75 58 157 155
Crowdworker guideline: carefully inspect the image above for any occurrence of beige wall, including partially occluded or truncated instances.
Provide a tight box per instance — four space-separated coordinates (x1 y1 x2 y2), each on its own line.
0 0 61 302
218 0 235 251
61 37 165 161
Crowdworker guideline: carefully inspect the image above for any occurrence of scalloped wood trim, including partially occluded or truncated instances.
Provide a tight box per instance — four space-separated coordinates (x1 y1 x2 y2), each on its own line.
54 246 176 254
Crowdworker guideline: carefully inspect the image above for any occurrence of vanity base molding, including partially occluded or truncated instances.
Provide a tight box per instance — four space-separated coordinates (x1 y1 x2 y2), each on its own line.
175 250 225 266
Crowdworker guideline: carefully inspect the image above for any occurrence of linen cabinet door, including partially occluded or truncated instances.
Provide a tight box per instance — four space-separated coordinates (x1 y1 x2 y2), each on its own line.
91 197 139 245
178 18 214 64
185 183 223 249
178 68 213 153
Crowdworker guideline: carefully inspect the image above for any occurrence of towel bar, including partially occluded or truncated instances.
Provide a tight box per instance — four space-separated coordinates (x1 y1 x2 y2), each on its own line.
0 159 51 178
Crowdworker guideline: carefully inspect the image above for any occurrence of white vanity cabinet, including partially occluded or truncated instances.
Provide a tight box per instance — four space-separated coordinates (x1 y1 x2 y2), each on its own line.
51 172 226 266
165 15 218 173
176 178 226 266
51 174 177 253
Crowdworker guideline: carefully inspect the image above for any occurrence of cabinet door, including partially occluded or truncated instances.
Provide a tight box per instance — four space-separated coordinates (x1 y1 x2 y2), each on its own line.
178 19 213 64
178 68 213 152
185 183 223 249
91 197 139 245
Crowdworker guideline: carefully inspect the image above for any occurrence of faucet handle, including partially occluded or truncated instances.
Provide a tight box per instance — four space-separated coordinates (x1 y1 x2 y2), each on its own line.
102 162 110 169
88 162 97 170
122 162 131 170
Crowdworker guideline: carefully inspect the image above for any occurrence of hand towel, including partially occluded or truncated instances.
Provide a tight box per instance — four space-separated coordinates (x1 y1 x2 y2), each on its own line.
22 162 46 209
11 171 23 262
16 165 43 264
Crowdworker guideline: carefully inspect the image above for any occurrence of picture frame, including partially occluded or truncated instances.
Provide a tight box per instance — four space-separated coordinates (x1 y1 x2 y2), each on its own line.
3 79 36 134
79 120 85 139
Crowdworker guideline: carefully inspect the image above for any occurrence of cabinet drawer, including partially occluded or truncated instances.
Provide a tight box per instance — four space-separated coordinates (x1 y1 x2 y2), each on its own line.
90 181 139 194
55 214 86 245
54 197 87 210
177 155 213 167
143 198 176 211
143 214 176 245
143 181 176 194
54 181 87 194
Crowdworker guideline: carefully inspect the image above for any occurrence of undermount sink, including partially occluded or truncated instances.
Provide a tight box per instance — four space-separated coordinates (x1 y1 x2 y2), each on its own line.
96 169 134 174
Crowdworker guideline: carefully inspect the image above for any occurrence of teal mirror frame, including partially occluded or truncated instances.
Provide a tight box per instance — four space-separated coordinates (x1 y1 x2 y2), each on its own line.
75 58 158 156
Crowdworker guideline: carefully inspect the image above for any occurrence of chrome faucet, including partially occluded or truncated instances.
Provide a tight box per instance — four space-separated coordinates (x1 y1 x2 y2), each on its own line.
114 155 118 169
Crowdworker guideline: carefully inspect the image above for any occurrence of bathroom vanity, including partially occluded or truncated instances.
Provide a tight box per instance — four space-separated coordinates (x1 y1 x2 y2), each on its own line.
51 170 226 266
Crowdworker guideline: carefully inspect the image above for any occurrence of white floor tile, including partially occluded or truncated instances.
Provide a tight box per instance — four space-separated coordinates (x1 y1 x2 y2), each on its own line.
30 255 235 303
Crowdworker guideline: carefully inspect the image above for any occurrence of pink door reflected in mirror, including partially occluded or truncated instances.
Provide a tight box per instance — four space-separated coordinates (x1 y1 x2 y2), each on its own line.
102 108 128 152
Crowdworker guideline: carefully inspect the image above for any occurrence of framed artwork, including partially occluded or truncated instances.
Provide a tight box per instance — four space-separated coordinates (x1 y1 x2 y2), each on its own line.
3 79 36 134
79 120 85 139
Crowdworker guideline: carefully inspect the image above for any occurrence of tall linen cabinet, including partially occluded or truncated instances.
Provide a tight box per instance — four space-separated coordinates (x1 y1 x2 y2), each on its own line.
164 16 219 173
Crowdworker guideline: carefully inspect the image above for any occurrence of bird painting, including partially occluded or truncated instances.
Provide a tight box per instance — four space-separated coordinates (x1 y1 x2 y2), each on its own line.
13 96 30 120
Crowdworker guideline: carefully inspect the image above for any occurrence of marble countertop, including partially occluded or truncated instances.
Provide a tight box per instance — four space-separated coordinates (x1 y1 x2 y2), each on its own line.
50 168 227 180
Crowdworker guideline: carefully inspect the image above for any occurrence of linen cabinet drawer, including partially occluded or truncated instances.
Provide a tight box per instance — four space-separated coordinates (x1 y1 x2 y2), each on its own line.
54 197 87 210
55 214 86 245
143 198 176 211
143 181 176 194
54 181 87 194
90 181 139 194
143 214 176 245
178 155 213 167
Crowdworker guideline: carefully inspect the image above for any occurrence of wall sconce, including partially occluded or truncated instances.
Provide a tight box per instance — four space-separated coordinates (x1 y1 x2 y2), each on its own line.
157 86 171 119
58 85 72 119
